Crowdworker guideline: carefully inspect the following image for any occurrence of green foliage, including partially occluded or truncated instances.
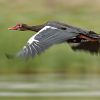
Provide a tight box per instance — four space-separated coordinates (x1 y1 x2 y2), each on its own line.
0 97 100 100
0 0 100 74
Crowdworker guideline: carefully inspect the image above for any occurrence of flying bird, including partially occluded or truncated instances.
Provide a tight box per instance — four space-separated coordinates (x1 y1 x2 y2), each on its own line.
6 21 100 59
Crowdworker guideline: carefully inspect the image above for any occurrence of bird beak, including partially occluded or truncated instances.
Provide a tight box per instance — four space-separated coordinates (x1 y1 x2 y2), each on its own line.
8 24 21 30
8 26 17 30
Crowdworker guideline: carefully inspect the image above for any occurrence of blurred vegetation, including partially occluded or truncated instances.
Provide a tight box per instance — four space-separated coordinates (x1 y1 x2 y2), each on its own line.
0 97 100 100
0 0 100 74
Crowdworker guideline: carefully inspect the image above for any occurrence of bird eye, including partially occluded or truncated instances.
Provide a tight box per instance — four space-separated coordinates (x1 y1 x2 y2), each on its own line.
16 24 21 27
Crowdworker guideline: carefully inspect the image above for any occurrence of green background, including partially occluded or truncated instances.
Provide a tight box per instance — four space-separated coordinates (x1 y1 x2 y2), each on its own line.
0 0 100 99
0 0 100 75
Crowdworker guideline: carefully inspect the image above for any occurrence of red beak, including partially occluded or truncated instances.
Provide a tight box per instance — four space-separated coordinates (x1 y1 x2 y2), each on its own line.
8 26 17 30
8 24 21 30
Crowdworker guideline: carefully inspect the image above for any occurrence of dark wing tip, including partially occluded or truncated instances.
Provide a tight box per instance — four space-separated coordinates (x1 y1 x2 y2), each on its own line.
71 41 100 54
5 53 14 59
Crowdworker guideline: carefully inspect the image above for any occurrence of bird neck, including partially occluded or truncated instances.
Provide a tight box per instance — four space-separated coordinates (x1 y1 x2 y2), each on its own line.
22 24 45 32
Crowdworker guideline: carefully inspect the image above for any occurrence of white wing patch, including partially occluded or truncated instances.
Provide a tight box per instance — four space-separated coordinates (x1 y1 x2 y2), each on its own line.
27 26 57 44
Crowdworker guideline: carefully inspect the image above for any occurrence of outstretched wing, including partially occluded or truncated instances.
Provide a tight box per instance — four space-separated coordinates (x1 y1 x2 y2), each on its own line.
71 41 100 54
16 26 77 58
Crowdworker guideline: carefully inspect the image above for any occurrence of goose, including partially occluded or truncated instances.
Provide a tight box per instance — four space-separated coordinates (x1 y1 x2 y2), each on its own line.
6 21 100 59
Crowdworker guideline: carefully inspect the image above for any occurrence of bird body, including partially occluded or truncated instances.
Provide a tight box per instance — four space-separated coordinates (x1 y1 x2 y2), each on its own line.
7 21 100 59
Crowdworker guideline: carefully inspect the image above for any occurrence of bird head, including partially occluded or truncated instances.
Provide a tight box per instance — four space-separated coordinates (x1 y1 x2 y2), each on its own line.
8 24 28 31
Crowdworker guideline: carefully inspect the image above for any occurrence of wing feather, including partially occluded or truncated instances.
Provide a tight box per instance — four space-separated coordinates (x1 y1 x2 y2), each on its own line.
71 41 100 54
16 26 76 58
